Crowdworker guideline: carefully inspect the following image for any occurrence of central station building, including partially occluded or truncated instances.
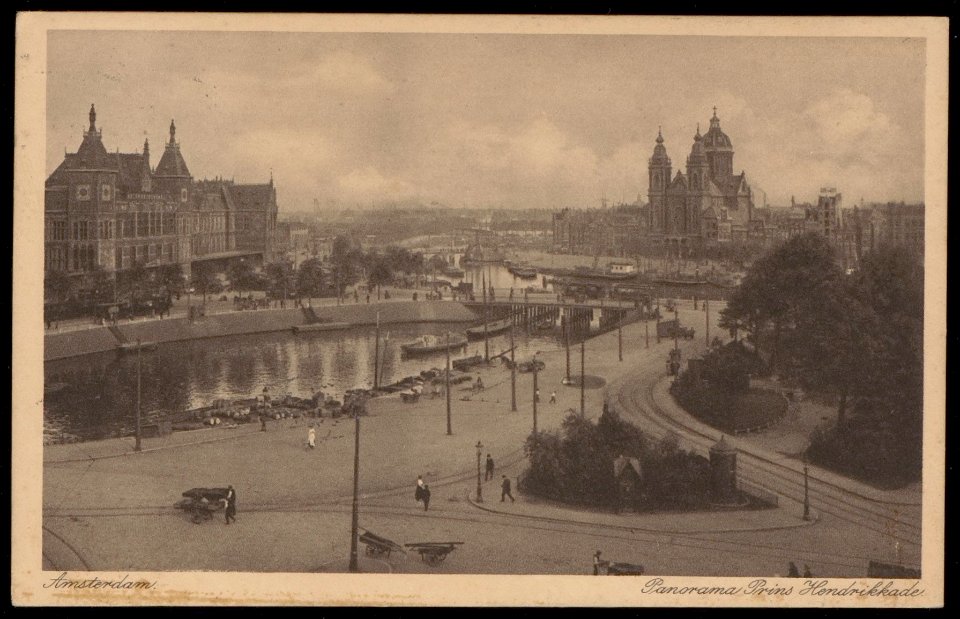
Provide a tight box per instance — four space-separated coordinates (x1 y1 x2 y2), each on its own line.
44 105 278 283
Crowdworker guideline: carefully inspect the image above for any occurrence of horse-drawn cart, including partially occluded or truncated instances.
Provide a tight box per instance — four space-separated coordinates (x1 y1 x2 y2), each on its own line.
359 529 405 558
175 487 228 524
404 541 463 566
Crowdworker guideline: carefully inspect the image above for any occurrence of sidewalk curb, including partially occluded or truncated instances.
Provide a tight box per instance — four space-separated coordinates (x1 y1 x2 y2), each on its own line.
465 491 821 536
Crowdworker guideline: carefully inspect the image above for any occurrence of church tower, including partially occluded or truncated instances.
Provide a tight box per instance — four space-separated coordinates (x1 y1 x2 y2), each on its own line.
702 107 734 181
647 127 671 233
684 125 711 234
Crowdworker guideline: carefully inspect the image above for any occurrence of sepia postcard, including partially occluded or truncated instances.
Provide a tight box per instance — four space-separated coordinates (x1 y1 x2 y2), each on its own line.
12 13 947 607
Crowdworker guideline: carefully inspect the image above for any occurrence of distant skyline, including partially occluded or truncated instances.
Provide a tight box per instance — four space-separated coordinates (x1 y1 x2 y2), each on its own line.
47 31 925 212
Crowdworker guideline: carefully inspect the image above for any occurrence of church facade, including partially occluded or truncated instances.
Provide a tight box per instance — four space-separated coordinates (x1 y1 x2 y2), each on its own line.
44 105 278 282
647 109 760 254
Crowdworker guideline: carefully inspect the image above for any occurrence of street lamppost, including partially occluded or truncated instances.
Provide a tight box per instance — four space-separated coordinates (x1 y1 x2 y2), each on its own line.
135 339 142 451
802 453 811 521
531 351 541 439
475 440 484 503
445 331 452 435
509 322 517 412
348 400 362 572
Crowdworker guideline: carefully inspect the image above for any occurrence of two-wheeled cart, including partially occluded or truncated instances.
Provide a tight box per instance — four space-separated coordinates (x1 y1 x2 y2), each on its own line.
404 542 463 566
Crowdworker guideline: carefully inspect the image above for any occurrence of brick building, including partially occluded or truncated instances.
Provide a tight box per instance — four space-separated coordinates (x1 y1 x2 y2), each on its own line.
44 105 277 286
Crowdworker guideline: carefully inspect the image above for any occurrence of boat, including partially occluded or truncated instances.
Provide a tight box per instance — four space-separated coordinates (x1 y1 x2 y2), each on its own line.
466 318 513 339
509 265 538 279
400 333 468 356
452 355 484 371
292 321 351 333
443 266 466 278
117 341 157 353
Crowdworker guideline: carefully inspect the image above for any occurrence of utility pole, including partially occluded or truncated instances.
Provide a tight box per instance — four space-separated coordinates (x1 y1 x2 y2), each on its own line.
803 461 811 521
580 339 586 416
618 311 623 362
509 322 517 412
475 441 484 503
705 298 710 345
674 305 679 352
446 332 452 435
564 314 571 382
348 405 361 572
532 363 539 439
373 311 380 390
645 321 650 349
483 273 489 362
135 339 142 452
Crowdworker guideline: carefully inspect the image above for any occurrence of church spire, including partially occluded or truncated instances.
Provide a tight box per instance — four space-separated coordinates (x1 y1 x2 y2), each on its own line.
656 125 664 144
169 119 177 145
88 104 97 132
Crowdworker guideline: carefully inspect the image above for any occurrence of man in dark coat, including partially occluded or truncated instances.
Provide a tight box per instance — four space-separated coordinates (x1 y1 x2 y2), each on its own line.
224 485 237 524
421 484 431 511
501 475 515 502
485 454 495 481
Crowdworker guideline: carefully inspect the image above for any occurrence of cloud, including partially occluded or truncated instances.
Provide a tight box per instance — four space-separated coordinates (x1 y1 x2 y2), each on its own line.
338 166 418 202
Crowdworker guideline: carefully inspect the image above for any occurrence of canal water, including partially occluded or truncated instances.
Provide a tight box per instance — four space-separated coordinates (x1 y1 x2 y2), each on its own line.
44 318 566 442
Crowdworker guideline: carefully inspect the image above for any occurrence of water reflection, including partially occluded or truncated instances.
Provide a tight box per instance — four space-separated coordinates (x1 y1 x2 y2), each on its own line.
44 321 563 440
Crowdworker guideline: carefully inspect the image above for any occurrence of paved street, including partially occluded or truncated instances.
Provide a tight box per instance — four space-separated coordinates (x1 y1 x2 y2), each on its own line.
42 302 921 576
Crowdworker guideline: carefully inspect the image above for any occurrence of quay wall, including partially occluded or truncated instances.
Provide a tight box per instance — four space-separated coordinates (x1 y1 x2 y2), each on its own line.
43 301 479 362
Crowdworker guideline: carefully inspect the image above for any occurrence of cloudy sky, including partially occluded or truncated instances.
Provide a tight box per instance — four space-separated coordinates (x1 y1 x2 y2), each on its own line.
46 31 925 211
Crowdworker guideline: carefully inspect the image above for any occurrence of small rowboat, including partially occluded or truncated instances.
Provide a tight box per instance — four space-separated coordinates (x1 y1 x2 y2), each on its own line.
466 318 513 339
400 333 468 356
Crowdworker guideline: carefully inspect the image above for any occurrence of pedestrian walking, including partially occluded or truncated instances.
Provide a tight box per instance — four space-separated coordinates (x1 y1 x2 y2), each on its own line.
415 475 425 504
421 484 431 511
549 390 557 404
485 454 495 481
224 485 237 525
501 475 515 502
593 550 606 575
307 426 316 449
259 412 267 432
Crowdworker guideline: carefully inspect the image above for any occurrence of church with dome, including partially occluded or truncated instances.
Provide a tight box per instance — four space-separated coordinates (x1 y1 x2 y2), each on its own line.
647 108 761 253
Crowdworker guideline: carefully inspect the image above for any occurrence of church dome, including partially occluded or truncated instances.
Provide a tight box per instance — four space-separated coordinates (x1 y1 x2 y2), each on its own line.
702 107 733 151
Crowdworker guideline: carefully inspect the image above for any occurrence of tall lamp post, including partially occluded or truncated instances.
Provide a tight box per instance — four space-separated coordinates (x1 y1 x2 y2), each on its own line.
135 339 142 451
509 323 517 412
802 453 811 521
475 440 484 503
445 332 452 435
531 351 541 443
580 340 586 417
348 400 362 572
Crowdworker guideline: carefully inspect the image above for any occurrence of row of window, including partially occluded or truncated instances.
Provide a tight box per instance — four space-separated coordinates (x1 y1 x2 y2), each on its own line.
115 243 176 270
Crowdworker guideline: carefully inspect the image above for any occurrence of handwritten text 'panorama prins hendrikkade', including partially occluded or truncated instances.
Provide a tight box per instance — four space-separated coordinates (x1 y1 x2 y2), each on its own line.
641 579 924 598
43 572 157 590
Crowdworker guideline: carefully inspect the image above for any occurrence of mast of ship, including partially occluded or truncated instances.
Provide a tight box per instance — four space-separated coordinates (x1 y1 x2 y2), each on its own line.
482 272 489 361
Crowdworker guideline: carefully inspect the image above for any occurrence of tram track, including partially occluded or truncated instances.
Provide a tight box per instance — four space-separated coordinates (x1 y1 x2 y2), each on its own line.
43 496 878 573
613 363 922 548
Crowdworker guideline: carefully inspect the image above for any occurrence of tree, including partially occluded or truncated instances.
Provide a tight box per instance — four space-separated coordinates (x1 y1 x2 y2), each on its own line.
719 233 841 373
190 267 218 304
44 270 72 304
156 264 186 296
297 257 325 300
264 260 295 299
329 236 363 296
228 259 260 294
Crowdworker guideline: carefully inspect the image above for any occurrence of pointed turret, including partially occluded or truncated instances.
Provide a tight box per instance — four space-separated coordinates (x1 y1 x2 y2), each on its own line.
155 117 192 201
140 138 153 192
88 104 97 132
